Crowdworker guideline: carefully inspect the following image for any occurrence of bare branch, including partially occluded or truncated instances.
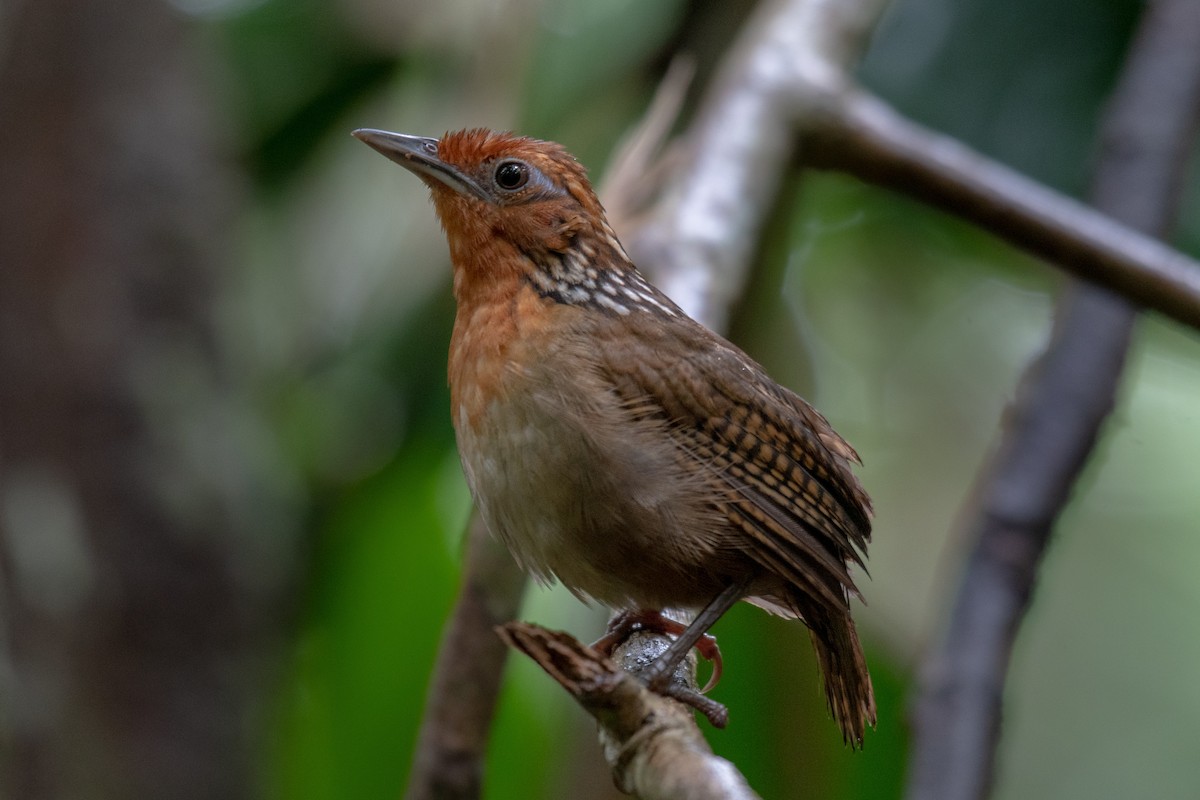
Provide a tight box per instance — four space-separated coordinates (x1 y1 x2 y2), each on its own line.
627 0 1200 335
498 623 761 800
807 90 1200 330
602 56 696 234
627 0 890 330
404 514 527 800
904 2 1200 799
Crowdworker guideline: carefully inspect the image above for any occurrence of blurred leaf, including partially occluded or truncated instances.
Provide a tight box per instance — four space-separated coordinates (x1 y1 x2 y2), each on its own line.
273 435 466 800
863 0 1142 192
214 0 397 189
522 0 686 134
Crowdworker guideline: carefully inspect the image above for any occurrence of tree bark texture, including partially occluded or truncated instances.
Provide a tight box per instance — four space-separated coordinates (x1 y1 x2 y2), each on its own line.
0 2 285 798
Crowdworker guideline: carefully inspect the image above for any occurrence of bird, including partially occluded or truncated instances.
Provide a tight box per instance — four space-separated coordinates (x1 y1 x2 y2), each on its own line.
353 127 876 745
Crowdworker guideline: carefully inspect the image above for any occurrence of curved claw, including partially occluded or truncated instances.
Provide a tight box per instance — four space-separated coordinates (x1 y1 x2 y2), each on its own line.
590 609 725 693
697 632 723 694
590 609 648 656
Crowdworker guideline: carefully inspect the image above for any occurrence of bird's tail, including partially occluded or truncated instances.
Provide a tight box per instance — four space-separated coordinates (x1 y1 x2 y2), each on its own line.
799 597 876 747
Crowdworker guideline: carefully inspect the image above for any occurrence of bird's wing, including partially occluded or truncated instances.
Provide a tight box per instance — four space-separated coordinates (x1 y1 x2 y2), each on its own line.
599 313 872 611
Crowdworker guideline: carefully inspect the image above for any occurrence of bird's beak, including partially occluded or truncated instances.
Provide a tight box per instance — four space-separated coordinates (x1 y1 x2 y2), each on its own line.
352 128 490 202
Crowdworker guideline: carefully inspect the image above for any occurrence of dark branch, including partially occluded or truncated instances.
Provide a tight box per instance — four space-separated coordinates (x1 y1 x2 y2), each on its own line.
904 2 1200 799
404 515 527 800
807 90 1200 331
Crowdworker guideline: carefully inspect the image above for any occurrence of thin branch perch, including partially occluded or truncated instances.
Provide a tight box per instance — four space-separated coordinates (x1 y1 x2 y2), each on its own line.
808 90 1200 330
498 623 761 800
405 514 527 800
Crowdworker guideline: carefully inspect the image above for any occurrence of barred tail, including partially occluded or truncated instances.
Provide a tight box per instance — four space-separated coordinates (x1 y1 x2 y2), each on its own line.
800 598 876 747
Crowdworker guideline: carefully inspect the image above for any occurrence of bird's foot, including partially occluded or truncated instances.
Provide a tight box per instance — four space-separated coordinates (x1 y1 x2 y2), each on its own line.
659 683 729 728
590 609 724 693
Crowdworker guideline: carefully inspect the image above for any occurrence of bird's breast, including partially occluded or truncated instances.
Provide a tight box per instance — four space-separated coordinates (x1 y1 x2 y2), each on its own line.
448 292 732 608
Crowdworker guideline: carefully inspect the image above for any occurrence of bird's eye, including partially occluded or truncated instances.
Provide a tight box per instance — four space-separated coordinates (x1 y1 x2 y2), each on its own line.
493 161 529 191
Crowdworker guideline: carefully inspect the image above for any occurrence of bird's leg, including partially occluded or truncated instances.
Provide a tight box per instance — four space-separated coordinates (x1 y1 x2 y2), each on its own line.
591 610 729 726
590 581 749 727
651 581 752 728
639 579 749 691
592 609 723 690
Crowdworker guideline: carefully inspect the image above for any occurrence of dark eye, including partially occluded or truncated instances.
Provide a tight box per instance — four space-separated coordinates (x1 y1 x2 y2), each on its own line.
493 161 529 191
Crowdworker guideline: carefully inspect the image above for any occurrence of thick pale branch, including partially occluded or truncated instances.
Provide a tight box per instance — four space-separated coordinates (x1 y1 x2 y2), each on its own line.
627 0 890 329
498 623 761 800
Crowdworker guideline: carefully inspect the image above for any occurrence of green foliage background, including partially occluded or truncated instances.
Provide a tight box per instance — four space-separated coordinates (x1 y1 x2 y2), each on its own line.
186 0 1200 796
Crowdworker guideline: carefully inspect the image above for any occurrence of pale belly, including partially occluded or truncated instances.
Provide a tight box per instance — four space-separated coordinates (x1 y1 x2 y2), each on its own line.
454 380 733 610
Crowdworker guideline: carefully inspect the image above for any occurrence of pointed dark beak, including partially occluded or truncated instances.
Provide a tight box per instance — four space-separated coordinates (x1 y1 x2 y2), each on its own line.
352 128 489 201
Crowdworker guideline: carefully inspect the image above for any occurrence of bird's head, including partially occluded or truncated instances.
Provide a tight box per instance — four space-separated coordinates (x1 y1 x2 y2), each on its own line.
354 128 628 305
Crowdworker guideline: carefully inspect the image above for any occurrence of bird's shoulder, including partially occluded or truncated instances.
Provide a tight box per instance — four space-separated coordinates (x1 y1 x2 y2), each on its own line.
584 291 873 550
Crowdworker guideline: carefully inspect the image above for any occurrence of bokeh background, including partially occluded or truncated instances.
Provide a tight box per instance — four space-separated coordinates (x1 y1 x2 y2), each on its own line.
3 0 1198 798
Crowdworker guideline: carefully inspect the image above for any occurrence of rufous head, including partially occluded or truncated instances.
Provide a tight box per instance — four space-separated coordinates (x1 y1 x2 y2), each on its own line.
353 128 623 301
